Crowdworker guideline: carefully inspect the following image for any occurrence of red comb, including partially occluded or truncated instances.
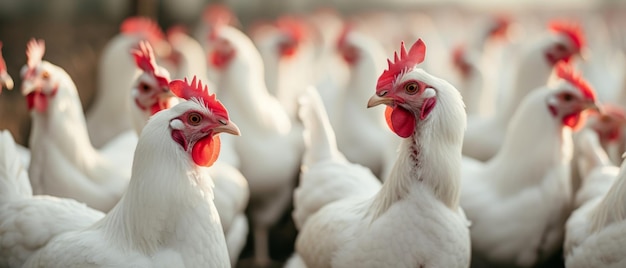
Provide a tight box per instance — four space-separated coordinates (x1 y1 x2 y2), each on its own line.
169 76 228 119
0 42 6 73
549 20 585 50
489 15 510 38
555 62 595 101
376 39 426 91
131 41 169 88
166 25 189 43
202 4 237 27
337 23 353 48
451 44 465 67
276 16 307 44
121 17 164 45
25 38 45 77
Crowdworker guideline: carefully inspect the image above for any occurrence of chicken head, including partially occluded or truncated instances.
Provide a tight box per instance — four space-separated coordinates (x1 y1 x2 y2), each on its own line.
168 76 240 167
131 41 176 115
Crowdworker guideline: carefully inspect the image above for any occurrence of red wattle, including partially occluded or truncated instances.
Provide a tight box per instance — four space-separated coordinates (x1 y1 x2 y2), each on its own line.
150 99 172 115
26 92 48 113
192 135 221 167
385 106 415 138
420 98 436 120
563 113 583 130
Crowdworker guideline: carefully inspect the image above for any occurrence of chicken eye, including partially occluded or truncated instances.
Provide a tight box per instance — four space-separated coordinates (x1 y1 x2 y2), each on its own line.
562 93 574 101
555 44 567 52
140 83 151 92
405 82 419 95
188 113 202 125
42 71 50 80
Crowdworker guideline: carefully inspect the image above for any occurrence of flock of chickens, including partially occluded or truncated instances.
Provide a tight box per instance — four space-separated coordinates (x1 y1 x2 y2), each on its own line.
0 3 625 268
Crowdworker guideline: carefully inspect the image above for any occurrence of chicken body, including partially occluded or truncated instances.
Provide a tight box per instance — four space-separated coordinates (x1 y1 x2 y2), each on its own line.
23 89 236 268
0 130 104 268
463 25 585 161
24 52 136 212
334 28 397 180
208 25 303 265
295 40 470 267
461 78 597 267
86 18 162 148
564 157 626 268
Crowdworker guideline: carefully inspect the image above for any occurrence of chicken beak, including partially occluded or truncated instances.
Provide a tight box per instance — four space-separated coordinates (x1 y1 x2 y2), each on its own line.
367 94 394 108
0 72 14 91
584 101 600 113
214 121 241 136
578 48 591 62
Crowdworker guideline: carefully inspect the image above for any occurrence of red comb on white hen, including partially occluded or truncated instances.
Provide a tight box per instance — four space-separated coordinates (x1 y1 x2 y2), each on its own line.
275 16 308 57
131 41 169 89
555 62 596 101
169 76 228 120
549 20 586 50
376 39 425 91
120 17 164 46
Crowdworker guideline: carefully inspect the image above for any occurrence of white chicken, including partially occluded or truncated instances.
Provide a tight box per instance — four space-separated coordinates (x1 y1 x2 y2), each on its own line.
564 130 626 268
164 26 214 89
293 39 471 267
0 130 104 268
206 24 304 265
463 21 587 161
22 77 238 268
252 16 315 121
86 17 167 148
304 8 349 118
129 45 250 264
21 39 136 212
571 106 626 195
450 16 509 117
333 25 397 180
572 128 619 210
460 63 599 267
292 86 381 230
129 41 176 135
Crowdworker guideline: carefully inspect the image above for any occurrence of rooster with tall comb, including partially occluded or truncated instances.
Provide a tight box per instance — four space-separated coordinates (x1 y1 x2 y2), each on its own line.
290 39 471 267
23 77 238 268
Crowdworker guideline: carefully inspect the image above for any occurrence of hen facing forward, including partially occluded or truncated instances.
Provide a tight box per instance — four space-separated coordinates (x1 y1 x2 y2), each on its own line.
23 78 238 268
293 39 471 268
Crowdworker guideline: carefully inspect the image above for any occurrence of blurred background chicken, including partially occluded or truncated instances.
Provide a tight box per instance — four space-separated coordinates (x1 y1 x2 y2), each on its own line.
2 0 626 267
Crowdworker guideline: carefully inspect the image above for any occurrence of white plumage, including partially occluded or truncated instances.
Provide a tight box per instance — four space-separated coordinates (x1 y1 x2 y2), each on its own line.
23 40 136 212
460 76 598 267
23 94 235 268
0 130 105 268
294 40 471 267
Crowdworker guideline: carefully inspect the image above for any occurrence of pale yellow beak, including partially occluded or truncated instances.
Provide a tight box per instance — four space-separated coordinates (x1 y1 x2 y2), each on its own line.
585 101 600 113
214 120 241 136
0 72 13 91
367 94 394 108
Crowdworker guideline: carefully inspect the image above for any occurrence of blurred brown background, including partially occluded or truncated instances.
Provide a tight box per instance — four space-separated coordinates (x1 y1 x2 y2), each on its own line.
0 0 624 267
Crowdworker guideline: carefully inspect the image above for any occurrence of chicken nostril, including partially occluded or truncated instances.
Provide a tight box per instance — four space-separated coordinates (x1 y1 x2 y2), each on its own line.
378 91 388 97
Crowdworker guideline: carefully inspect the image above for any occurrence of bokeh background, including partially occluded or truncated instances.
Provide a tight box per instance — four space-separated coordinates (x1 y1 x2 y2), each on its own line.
0 0 624 267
